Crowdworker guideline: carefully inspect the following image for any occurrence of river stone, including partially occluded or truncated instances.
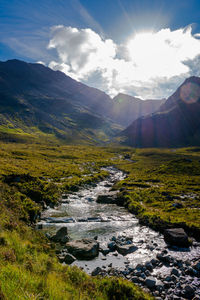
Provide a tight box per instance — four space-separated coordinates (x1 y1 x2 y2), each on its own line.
145 276 156 289
193 261 200 271
66 238 99 260
91 267 104 276
171 268 180 277
51 227 69 244
155 280 164 291
107 241 116 251
164 228 190 247
181 285 195 299
63 253 76 264
116 244 138 255
145 262 153 271
96 191 119 204
100 246 110 255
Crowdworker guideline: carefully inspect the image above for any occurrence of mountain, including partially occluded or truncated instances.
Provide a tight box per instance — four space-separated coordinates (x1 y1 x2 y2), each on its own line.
111 93 165 126
119 76 200 147
0 59 122 143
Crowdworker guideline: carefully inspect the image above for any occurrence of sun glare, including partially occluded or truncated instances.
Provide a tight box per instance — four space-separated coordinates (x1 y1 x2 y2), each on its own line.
126 30 191 80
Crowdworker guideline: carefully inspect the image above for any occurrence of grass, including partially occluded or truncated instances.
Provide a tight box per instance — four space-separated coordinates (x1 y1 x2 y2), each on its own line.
0 140 153 300
0 139 200 298
113 147 200 239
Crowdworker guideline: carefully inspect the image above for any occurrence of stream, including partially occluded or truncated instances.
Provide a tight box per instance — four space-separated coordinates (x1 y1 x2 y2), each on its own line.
38 167 200 299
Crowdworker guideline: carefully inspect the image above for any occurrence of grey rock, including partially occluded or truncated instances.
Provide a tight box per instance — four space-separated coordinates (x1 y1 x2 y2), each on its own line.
136 264 143 270
57 254 65 263
63 253 76 264
164 275 172 282
193 261 200 271
164 228 191 247
145 262 153 271
156 253 171 263
96 191 119 204
171 275 177 282
145 270 151 277
150 258 158 266
51 227 69 244
131 276 139 283
145 276 156 289
107 241 116 251
91 267 102 276
100 248 110 256
116 244 138 255
181 285 195 299
66 238 99 259
155 280 164 291
140 273 146 279
171 268 180 277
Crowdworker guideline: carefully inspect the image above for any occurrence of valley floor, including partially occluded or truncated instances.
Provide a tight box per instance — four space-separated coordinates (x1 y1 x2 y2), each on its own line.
0 140 200 299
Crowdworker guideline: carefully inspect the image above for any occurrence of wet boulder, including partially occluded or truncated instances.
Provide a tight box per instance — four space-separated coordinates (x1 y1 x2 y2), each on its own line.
164 228 191 247
145 276 157 289
181 285 195 299
96 191 119 204
58 252 76 264
107 241 116 251
116 244 138 255
91 267 103 276
193 261 200 272
63 253 76 264
66 238 99 260
51 227 69 244
100 245 110 255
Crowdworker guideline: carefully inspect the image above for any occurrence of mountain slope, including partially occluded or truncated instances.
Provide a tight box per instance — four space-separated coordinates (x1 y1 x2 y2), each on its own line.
119 77 200 147
0 59 122 143
111 93 165 126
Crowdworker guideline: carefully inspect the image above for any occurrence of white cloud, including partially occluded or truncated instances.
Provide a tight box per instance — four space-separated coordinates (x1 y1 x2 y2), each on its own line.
47 25 200 99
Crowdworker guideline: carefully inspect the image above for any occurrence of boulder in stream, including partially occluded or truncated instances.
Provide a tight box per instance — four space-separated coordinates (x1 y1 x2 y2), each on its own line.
65 238 99 260
51 227 69 244
96 191 119 204
145 276 157 289
116 244 138 255
58 252 76 264
164 228 191 247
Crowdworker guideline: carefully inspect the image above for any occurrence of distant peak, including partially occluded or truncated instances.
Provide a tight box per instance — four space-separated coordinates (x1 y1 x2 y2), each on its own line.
182 76 200 85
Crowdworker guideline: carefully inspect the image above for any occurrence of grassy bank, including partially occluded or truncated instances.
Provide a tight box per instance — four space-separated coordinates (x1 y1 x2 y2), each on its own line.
113 147 200 240
0 141 152 300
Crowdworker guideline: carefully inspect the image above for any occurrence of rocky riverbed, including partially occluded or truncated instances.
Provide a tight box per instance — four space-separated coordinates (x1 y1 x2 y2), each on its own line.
37 167 200 300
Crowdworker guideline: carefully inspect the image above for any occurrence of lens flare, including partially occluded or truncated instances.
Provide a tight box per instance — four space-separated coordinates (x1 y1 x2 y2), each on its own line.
180 82 200 104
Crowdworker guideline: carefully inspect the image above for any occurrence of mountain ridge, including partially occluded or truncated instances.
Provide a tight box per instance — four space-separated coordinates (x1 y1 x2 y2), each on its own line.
119 76 200 147
0 59 165 144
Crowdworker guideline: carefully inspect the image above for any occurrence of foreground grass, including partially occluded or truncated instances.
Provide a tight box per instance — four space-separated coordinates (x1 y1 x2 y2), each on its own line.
0 141 152 300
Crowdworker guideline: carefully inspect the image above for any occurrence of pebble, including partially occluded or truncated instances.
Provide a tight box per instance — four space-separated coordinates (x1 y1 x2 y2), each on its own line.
145 276 156 288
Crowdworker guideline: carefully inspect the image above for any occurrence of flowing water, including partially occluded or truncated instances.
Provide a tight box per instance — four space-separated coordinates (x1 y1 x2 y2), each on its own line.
38 167 200 298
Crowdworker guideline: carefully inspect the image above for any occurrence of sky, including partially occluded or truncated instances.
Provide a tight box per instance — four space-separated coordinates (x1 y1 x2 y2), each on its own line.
1 0 200 99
